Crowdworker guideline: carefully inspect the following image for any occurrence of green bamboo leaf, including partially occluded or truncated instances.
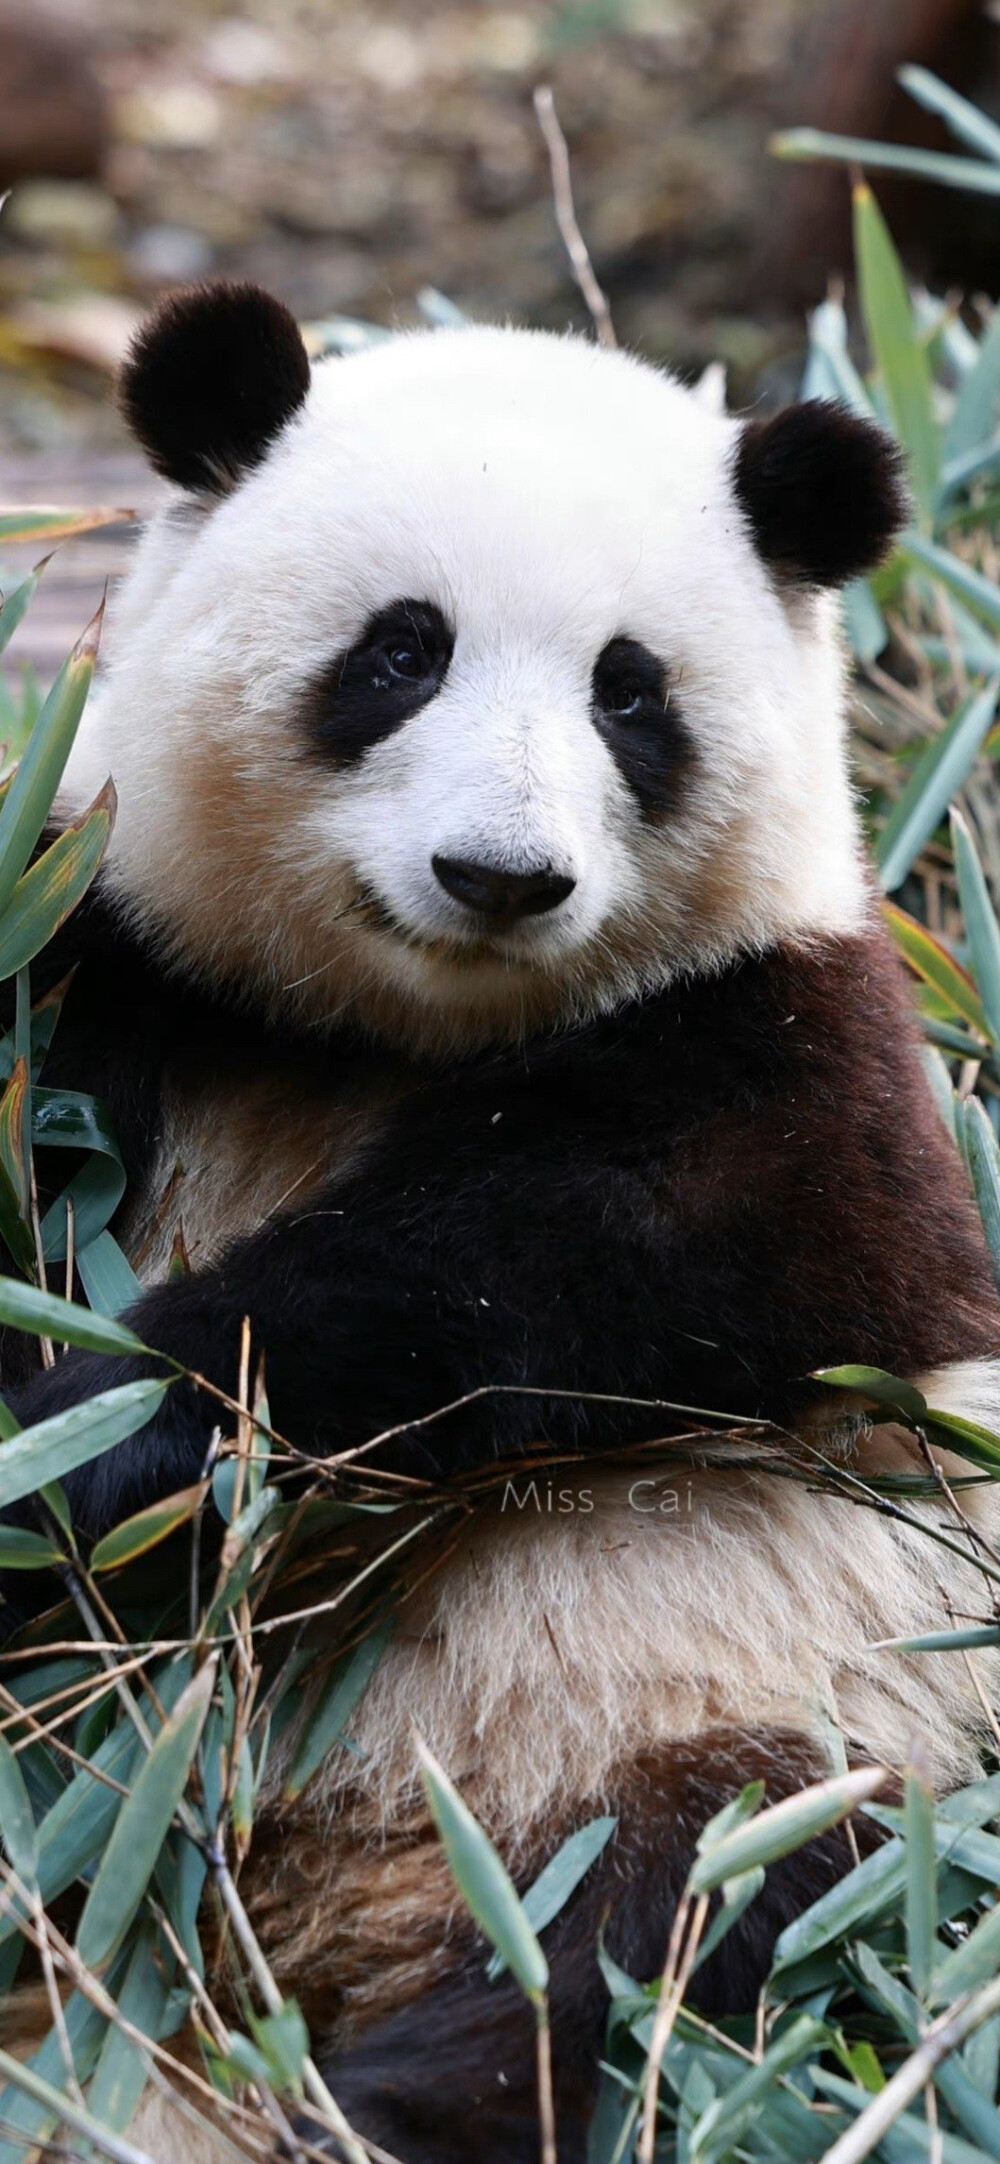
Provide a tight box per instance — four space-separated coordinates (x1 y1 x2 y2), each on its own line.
902 530 1000 633
875 1625 1000 1654
90 1483 208 1573
963 1095 1000 1285
812 1364 929 1422
0 1995 110 2164
690 1865 766 1974
0 563 46 661
0 1061 32 1275
0 1057 27 1219
35 1085 127 1261
905 1760 937 1995
688 2014 830 2163
947 309 1000 464
770 128 1000 195
878 677 1000 893
416 1733 548 2001
899 67 1000 166
0 1378 169 1512
76 1660 216 1970
76 1229 144 1318
87 1919 173 2134
0 782 116 983
0 606 102 927
0 1274 149 1355
934 1898 1000 2003
0 1731 37 1883
0 508 133 545
0 1664 194 1952
284 1615 394 1801
0 1524 63 1567
853 181 939 517
688 1766 886 1894
952 805 1000 1045
884 900 990 1035
487 1815 618 1981
696 1779 766 1852
923 1408 1000 1470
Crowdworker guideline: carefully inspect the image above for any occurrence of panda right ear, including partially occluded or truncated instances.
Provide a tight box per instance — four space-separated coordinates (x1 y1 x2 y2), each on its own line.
119 282 311 493
734 401 908 587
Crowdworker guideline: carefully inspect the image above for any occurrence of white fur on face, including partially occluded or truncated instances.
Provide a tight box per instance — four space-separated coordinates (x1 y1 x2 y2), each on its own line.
64 326 867 1050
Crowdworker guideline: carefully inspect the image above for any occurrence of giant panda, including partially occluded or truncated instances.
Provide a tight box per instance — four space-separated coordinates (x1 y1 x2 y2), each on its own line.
3 283 1000 2164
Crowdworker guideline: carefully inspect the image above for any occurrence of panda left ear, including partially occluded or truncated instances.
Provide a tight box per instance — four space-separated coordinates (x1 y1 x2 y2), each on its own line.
733 401 909 587
119 282 311 493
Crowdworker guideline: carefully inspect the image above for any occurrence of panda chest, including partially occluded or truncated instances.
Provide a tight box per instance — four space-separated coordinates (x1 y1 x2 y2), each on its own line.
122 1053 397 1288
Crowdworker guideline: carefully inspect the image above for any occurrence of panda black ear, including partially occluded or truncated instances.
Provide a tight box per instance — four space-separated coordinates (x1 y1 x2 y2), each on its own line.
119 282 311 493
733 401 909 587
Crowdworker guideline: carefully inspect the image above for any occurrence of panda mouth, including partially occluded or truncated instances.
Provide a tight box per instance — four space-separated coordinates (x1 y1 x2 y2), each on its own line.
353 882 547 965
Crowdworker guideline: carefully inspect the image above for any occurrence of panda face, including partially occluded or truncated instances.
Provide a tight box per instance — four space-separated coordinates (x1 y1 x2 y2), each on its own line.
64 307 904 1053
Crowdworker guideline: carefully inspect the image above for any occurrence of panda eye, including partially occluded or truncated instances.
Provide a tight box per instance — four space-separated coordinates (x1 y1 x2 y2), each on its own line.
382 640 434 683
602 678 646 720
305 597 454 767
592 637 668 726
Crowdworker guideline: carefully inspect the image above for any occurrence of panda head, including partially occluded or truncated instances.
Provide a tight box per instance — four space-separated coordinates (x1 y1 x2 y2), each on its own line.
65 283 907 1053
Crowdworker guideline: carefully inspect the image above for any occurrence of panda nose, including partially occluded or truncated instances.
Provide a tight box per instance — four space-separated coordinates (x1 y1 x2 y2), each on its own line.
432 854 576 923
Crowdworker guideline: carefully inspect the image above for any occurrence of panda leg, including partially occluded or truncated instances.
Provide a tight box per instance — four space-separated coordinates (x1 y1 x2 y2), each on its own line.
296 1730 859 2164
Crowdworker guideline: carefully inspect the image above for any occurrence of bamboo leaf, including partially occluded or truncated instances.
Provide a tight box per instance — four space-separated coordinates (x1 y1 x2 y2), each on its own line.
963 1095 1000 1285
923 1408 1000 1469
487 1815 617 1981
902 530 1000 633
853 181 939 517
689 1767 886 1894
0 563 46 660
813 1364 929 1421
0 782 116 983
0 1275 149 1355
284 1615 394 1801
90 1483 208 1573
878 677 1000 892
0 607 102 925
947 308 1000 464
416 1733 548 2001
884 901 990 1035
0 508 133 545
770 129 1000 195
76 1230 144 1318
86 1919 173 2135
0 1379 170 1512
75 1661 216 1970
690 1866 766 1974
899 67 1000 166
934 1899 1000 2003
0 1731 37 1883
905 1760 937 1995
0 1060 32 1275
0 1524 63 1568
952 805 1000 1044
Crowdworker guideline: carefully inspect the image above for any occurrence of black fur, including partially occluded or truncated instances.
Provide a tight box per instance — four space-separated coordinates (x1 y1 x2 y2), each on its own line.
119 282 311 492
591 636 693 817
304 599 454 766
310 1730 866 2164
734 402 909 587
1 881 995 1554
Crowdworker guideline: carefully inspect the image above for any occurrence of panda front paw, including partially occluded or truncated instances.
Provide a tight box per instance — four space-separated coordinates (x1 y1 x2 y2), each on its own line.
3 1343 211 1542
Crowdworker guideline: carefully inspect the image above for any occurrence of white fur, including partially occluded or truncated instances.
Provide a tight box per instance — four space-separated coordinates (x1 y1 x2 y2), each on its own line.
62 326 867 1051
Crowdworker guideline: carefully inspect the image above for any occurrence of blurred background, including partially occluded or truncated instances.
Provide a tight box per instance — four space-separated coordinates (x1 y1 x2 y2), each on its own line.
3 0 1000 669
3 0 1000 450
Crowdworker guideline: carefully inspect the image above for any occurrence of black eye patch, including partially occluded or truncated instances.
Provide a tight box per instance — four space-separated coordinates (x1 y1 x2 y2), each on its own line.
591 636 693 817
304 599 454 765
